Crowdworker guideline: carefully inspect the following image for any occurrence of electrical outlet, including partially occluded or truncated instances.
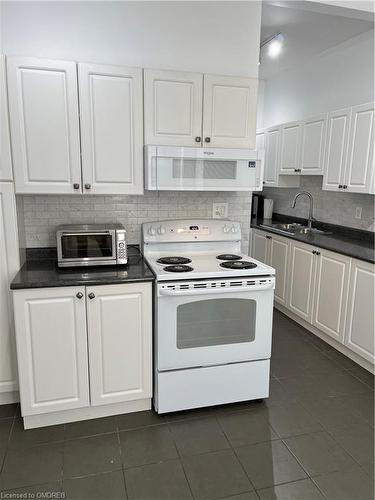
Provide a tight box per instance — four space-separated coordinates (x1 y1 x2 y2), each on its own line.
213 202 228 219
355 207 362 219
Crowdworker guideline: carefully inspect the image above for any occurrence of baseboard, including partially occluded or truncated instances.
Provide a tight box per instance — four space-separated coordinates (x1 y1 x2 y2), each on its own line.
275 303 374 374
0 391 19 405
23 398 151 429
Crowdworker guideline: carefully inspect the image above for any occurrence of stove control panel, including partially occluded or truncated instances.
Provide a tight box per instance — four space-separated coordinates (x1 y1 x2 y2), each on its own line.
143 219 241 243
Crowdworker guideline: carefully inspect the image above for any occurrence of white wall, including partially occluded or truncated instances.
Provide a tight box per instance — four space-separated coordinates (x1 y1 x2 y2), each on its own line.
262 29 374 127
1 1 261 77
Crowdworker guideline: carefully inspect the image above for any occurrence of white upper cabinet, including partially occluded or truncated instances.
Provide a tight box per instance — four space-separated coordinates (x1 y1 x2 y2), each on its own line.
144 69 203 147
300 114 326 175
203 74 257 149
312 249 350 343
322 107 351 191
344 102 374 194
0 56 13 181
13 286 90 415
344 259 375 363
279 122 302 175
144 69 257 149
263 127 280 185
86 283 152 406
79 63 144 194
7 57 82 194
0 183 20 399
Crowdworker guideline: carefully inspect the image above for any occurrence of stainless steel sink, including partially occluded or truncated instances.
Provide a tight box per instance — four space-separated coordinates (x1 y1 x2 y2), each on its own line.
260 222 332 236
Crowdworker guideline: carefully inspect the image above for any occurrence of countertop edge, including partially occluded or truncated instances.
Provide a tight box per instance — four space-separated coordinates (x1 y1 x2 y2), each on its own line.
10 275 155 290
251 223 375 264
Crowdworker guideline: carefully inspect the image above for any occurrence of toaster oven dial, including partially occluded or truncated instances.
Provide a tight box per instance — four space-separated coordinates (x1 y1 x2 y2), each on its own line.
148 227 156 236
157 226 166 235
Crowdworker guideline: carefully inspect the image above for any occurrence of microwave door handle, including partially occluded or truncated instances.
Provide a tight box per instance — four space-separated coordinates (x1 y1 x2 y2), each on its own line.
159 282 274 296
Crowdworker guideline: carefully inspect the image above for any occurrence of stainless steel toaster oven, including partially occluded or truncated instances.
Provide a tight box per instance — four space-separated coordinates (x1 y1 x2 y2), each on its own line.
56 224 127 267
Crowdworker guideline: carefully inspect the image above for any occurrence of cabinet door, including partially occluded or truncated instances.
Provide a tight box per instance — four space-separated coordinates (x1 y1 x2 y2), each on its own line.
312 249 350 342
287 241 316 323
203 74 258 149
7 57 81 194
264 128 280 186
0 56 13 181
344 259 375 363
300 114 327 175
87 283 152 406
79 63 144 195
344 102 374 194
0 183 20 396
13 287 89 415
268 234 290 306
144 69 203 147
251 229 269 264
322 108 351 191
279 122 301 175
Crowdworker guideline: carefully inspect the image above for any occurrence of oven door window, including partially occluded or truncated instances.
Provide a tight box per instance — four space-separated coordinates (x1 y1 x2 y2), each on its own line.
61 234 113 259
176 298 256 349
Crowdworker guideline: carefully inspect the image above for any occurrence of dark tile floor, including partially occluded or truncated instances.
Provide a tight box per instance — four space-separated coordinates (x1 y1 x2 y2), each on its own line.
0 310 373 499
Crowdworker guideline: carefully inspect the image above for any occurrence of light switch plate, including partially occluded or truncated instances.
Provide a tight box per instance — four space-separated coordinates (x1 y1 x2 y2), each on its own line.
213 202 228 219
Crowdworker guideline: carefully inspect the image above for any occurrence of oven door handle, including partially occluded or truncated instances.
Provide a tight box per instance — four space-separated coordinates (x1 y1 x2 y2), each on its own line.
60 231 112 237
158 282 274 296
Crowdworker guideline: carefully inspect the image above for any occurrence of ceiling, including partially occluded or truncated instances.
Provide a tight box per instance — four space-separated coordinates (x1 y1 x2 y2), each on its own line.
259 1 374 79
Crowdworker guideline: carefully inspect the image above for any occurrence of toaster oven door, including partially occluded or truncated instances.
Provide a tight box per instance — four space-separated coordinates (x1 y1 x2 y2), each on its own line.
57 231 116 266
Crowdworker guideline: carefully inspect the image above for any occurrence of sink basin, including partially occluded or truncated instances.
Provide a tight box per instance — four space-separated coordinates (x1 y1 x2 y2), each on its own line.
297 227 332 235
260 222 332 236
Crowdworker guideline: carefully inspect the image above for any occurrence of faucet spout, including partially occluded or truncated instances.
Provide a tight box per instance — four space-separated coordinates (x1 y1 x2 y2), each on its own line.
290 191 314 228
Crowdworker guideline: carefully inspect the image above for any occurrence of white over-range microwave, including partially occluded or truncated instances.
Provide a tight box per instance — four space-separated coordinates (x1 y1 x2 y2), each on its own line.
144 145 264 191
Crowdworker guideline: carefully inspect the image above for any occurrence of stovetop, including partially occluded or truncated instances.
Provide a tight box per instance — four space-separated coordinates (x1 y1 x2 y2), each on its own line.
145 251 275 281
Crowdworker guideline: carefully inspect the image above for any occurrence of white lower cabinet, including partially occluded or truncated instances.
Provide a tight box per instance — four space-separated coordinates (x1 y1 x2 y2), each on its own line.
312 249 350 342
13 282 152 419
287 240 316 323
13 287 90 415
0 183 20 401
87 283 152 406
344 259 375 363
251 229 290 306
252 228 374 370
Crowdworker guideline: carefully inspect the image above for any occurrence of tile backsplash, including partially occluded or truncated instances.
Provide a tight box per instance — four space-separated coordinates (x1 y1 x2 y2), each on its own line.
263 177 375 232
19 191 252 252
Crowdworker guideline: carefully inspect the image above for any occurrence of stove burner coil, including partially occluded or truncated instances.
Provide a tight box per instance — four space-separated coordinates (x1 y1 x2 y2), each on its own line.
220 261 257 270
216 254 242 261
157 257 192 265
164 265 194 273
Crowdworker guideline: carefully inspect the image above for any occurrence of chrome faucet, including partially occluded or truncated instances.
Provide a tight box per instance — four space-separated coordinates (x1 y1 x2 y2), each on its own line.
291 191 315 228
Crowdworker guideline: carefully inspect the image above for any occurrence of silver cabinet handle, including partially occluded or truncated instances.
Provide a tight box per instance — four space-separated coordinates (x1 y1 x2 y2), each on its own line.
88 292 95 299
85 183 91 190
76 292 83 299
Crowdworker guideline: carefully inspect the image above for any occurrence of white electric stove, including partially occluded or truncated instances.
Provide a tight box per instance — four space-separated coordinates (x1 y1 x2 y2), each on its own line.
142 219 275 414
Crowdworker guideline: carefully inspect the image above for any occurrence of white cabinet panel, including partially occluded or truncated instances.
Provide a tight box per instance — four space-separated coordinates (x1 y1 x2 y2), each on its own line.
7 57 81 194
312 249 350 342
344 102 374 194
79 63 143 195
264 128 280 186
279 122 301 175
300 114 326 175
269 234 290 306
288 241 316 323
345 259 375 363
13 287 89 415
144 69 203 147
323 108 351 191
203 74 257 149
87 283 152 406
0 183 20 396
251 229 269 264
0 56 13 181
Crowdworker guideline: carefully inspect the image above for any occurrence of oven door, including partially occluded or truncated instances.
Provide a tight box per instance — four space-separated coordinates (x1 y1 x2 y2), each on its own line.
57 230 116 266
156 279 274 371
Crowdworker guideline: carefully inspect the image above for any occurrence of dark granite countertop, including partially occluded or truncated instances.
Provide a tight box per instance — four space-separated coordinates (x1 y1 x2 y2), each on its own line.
251 214 375 264
10 246 155 290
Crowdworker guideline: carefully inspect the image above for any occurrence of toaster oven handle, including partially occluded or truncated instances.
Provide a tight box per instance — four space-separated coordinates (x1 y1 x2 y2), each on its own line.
158 282 274 296
60 231 112 237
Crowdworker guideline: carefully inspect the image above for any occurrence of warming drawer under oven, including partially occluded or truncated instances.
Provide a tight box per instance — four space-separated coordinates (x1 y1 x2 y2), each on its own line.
156 277 275 371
